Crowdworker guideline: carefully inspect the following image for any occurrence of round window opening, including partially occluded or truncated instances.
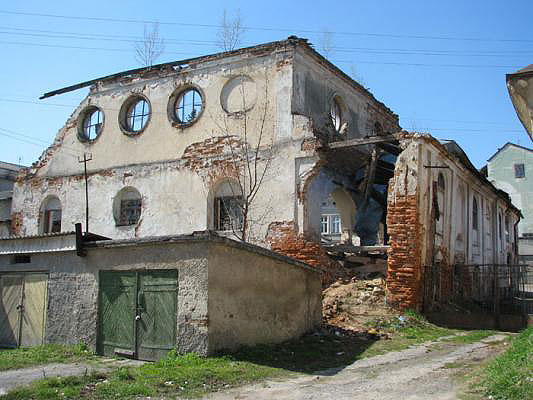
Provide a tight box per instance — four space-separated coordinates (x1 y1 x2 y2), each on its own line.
125 98 151 133
330 97 342 131
174 88 203 125
79 107 104 141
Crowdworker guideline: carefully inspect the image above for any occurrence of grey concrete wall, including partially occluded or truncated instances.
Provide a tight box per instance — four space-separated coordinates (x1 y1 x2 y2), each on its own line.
207 242 322 353
0 241 210 355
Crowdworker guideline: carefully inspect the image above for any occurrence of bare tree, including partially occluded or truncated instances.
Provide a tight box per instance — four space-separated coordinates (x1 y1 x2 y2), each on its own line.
135 23 165 66
217 9 245 51
318 31 335 59
209 75 275 242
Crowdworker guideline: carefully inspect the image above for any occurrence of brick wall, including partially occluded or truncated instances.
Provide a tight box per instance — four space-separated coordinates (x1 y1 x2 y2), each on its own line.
266 220 342 286
386 194 424 310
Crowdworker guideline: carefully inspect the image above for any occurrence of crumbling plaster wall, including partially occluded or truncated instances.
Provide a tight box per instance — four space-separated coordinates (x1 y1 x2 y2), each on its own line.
386 135 521 310
12 47 301 242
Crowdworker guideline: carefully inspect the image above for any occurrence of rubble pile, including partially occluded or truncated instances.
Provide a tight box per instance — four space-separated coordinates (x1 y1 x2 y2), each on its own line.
322 276 398 332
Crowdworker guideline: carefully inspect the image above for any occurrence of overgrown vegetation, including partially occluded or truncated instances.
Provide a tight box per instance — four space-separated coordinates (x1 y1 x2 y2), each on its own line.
0 314 498 399
477 327 532 400
0 343 93 371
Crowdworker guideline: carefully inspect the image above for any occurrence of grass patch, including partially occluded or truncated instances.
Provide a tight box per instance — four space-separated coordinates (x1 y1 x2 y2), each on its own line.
0 343 93 371
477 327 532 400
1 314 497 399
0 353 282 399
441 330 496 344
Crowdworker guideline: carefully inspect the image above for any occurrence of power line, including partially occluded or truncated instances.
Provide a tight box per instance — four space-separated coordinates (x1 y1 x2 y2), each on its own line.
0 40 522 69
1 26 532 57
1 9 532 43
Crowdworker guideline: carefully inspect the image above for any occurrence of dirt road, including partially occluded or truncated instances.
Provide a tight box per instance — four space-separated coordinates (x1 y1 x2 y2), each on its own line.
207 334 508 400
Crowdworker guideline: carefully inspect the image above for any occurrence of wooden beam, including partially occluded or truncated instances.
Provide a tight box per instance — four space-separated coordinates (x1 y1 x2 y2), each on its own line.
328 135 397 149
377 142 402 156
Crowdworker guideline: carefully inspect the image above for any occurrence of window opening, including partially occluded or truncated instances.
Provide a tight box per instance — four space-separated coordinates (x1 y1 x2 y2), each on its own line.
215 196 243 231
41 197 62 234
127 99 150 132
114 187 142 226
472 197 479 231
514 163 525 178
82 108 103 140
175 89 203 124
320 214 342 235
330 97 342 131
505 215 510 242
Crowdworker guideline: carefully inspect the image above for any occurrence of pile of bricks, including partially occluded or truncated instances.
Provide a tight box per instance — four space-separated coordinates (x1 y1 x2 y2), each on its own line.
385 194 423 310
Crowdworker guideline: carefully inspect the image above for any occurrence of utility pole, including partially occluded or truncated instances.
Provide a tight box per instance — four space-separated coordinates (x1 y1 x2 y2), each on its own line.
78 153 92 234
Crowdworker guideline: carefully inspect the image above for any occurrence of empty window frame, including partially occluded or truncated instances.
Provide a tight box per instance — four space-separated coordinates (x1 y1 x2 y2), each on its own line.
214 196 243 231
514 163 525 178
41 196 62 234
175 88 203 125
330 96 342 131
505 215 510 242
79 106 104 141
121 96 151 134
472 197 479 232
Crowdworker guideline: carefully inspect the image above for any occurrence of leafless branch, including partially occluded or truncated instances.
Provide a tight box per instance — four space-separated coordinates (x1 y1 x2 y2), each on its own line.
135 23 165 67
318 31 335 59
217 9 245 51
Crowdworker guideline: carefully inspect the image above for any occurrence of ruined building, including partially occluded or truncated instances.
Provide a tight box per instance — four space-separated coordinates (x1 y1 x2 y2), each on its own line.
3 35 523 334
10 37 400 279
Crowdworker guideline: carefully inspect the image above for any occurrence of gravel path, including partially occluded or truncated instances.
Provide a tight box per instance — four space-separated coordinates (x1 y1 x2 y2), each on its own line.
0 358 144 395
206 334 508 400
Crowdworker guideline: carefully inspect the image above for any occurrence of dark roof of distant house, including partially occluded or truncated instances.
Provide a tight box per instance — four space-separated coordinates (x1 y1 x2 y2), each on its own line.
507 64 533 79
487 142 533 162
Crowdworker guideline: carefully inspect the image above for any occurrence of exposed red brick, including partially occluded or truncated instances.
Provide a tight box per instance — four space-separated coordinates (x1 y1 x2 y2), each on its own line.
10 211 23 236
266 220 343 286
385 193 423 311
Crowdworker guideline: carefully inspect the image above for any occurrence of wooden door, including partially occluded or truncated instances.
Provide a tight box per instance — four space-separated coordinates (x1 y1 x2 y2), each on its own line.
0 275 23 348
98 271 136 357
20 274 48 347
98 270 177 361
136 270 177 361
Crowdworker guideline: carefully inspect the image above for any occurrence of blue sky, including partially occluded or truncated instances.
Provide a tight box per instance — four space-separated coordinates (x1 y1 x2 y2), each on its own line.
0 1 531 168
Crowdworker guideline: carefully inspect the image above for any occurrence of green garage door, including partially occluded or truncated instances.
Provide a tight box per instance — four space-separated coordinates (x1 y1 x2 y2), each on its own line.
98 270 177 361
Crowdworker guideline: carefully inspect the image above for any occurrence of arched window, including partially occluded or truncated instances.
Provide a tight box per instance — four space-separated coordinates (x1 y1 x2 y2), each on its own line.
374 122 383 136
330 96 342 132
113 187 142 226
435 173 446 236
40 196 62 234
472 197 479 231
213 179 243 231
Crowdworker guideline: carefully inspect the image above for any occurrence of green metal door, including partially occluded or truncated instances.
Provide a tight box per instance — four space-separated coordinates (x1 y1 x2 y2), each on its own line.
137 270 177 361
98 271 136 357
98 270 177 361
0 275 23 348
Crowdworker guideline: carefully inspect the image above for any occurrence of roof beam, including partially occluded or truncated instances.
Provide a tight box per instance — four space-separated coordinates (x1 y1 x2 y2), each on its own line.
328 135 398 149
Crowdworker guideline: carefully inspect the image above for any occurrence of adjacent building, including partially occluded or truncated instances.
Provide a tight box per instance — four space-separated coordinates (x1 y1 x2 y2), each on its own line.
486 142 533 264
0 162 23 237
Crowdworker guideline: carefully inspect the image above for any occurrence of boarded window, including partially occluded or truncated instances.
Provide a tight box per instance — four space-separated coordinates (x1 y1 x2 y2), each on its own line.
114 187 142 226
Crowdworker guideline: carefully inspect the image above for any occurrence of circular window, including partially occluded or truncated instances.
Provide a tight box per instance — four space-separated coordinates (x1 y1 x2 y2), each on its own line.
78 106 104 142
120 96 151 134
172 88 203 126
220 75 257 115
330 97 342 131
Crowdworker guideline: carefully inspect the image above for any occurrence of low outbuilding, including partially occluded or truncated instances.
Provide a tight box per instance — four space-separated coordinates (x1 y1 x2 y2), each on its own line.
0 231 322 360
